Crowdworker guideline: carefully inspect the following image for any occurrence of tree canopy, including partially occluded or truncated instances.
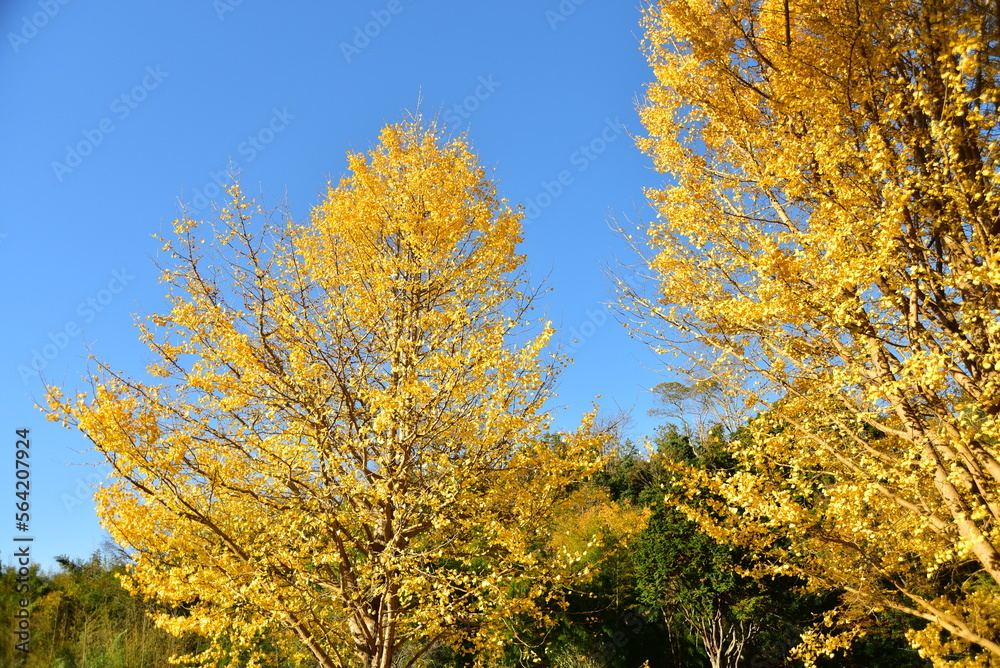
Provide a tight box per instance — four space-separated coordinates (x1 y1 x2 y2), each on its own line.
47 120 604 668
35 0 1000 664
624 0 1000 663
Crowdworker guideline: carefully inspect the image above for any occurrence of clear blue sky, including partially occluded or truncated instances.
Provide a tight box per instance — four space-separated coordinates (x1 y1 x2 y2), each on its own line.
1 0 669 571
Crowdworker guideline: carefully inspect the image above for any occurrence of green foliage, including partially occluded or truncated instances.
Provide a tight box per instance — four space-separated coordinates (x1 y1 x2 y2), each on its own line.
635 507 740 616
0 550 311 668
651 426 695 465
593 439 668 507
5 434 931 668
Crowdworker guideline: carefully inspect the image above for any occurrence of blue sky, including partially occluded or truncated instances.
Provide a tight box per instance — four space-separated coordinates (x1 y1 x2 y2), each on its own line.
1 0 670 571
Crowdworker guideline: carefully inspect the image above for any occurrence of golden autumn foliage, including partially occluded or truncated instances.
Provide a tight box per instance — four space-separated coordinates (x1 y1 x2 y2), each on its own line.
46 120 605 668
626 0 1000 664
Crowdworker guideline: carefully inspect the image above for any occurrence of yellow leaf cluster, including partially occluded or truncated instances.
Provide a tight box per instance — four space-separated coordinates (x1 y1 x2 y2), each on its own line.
46 120 605 668
629 0 1000 662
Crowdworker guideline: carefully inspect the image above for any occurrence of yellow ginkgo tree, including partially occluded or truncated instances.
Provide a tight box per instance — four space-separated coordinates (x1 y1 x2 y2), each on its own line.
47 120 604 668
624 0 1000 664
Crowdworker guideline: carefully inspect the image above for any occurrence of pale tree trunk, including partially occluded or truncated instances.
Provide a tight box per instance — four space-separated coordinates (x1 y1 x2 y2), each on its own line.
683 604 757 668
